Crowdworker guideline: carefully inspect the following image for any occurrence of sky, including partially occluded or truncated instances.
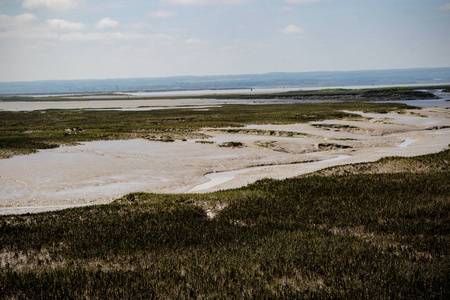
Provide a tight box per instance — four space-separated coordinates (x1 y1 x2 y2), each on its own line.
0 0 449 82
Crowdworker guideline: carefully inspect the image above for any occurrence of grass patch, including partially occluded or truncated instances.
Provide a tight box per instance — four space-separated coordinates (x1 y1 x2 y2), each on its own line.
311 148 450 177
360 88 438 100
0 150 448 298
317 142 352 150
219 141 244 148
311 123 361 131
211 128 316 138
253 140 277 148
194 87 438 101
195 140 215 144
144 134 175 142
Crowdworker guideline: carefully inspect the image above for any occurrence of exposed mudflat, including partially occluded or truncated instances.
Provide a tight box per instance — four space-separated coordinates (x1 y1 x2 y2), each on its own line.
1 91 449 111
0 98 307 111
1 107 449 215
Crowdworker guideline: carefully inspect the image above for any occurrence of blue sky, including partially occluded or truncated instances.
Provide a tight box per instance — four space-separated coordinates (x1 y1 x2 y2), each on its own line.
0 0 449 82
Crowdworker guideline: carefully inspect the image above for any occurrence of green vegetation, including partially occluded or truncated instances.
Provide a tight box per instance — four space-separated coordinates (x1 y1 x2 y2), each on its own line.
211 128 316 138
219 141 244 148
311 123 361 131
0 96 35 101
143 134 175 142
1 94 446 296
0 102 412 158
317 143 352 150
311 149 450 177
195 87 438 101
405 84 450 90
253 140 277 148
1 150 448 298
317 88 351 92
195 140 215 144
360 88 436 100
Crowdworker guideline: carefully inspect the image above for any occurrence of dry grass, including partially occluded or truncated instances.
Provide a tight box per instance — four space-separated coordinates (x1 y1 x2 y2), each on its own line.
308 153 449 177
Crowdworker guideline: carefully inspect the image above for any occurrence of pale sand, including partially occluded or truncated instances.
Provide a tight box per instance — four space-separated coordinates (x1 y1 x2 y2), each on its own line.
0 98 302 111
0 107 449 215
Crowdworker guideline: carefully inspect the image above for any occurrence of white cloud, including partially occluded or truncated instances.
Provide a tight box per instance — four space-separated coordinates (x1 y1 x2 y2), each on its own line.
95 18 119 29
0 13 37 28
438 3 450 10
129 22 152 29
164 0 248 5
147 11 177 18
59 32 175 43
0 30 58 40
280 25 304 34
0 14 58 41
185 38 206 45
22 0 81 11
60 32 142 42
13 13 38 23
47 19 85 31
286 0 330 4
151 33 176 43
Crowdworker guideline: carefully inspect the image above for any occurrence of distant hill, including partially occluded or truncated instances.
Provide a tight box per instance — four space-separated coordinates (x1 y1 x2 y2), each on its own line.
1 68 449 95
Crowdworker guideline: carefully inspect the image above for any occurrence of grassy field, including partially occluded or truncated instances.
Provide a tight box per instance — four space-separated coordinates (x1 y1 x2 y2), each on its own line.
0 149 448 298
1 93 447 298
0 101 413 158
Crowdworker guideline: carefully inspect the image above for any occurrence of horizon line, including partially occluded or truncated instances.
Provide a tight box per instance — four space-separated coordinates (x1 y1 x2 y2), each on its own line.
2 66 450 84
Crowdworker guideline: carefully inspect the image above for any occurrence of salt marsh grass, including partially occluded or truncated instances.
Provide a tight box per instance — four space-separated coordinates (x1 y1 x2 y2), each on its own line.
0 150 448 298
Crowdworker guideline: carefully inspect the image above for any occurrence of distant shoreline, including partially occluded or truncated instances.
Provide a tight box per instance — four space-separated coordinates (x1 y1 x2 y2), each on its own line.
1 82 450 98
1 67 450 95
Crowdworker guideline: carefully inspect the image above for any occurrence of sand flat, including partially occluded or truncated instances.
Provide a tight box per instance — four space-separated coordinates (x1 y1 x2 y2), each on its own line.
0 107 449 215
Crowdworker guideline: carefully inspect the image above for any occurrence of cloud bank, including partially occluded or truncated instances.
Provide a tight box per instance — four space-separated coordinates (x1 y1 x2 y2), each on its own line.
22 0 81 11
47 19 85 31
147 11 177 18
